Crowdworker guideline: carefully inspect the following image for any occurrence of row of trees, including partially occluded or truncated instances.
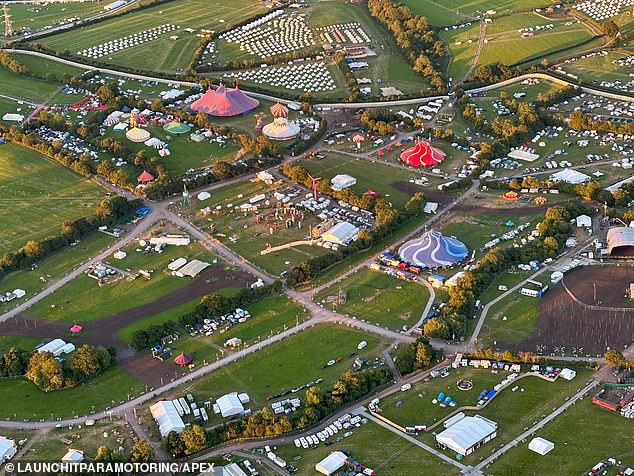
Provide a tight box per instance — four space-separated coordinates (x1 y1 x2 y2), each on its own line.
604 350 634 369
0 50 28 74
367 0 446 93
94 440 154 465
424 203 589 339
0 344 116 392
0 196 139 277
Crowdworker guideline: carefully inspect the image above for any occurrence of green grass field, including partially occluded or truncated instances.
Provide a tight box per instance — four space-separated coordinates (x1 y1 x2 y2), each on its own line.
403 0 556 22
160 324 386 408
11 53 85 81
559 51 634 88
487 398 634 475
29 239 212 322
275 420 461 476
481 290 540 345
315 268 429 332
0 65 61 102
0 366 142 420
0 144 107 254
297 154 425 209
39 0 265 73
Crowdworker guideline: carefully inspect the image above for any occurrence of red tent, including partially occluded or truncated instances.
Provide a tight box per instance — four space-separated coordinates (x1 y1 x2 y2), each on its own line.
137 170 155 183
190 84 260 117
364 189 379 197
174 353 193 367
70 324 82 334
400 140 445 167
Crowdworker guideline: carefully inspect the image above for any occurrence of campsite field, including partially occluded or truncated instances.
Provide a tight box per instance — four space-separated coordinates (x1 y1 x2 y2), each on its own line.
38 0 266 73
487 397 634 475
296 153 425 209
275 420 461 476
0 366 143 420
0 232 116 311
28 238 214 322
558 51 634 87
0 144 107 254
158 324 386 411
314 268 429 332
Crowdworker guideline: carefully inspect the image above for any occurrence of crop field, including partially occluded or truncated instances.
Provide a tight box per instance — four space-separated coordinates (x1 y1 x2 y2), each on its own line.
314 268 429 332
275 420 461 476
38 0 266 73
28 238 213 322
0 144 107 254
0 366 142 420
103 125 239 176
161 324 386 409
297 154 426 209
443 13 594 81
1 1 111 36
0 232 116 311
487 398 634 475
403 0 557 21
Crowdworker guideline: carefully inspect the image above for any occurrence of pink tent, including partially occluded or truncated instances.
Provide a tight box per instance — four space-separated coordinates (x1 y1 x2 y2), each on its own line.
400 140 445 167
174 353 193 367
190 84 259 117
137 170 155 183
70 324 82 334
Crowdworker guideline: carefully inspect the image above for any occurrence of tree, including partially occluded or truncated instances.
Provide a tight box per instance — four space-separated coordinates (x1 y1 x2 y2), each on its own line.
129 440 154 463
95 446 123 463
180 425 206 455
604 349 626 367
26 352 63 391
70 345 112 379
602 20 620 39
415 341 433 367
305 386 322 407
166 432 185 457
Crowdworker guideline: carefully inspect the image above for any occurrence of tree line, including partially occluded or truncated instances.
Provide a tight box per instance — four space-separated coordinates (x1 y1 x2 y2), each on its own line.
393 337 442 375
0 196 139 278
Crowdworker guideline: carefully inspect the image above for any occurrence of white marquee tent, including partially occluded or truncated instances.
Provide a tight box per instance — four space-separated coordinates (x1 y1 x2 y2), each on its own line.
436 416 497 456
315 451 348 475
0 437 16 463
528 437 554 455
216 393 244 417
150 400 186 437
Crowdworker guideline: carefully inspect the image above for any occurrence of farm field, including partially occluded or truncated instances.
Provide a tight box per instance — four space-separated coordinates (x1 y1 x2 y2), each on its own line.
0 366 142 420
0 144 107 254
28 238 214 322
275 420 461 476
159 324 386 410
103 125 240 177
314 268 429 332
38 0 266 73
296 154 426 209
0 64 61 102
0 232 116 311
403 0 557 20
486 398 634 475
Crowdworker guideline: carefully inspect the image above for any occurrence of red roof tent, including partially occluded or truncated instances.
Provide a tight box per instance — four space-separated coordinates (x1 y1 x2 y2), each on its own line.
364 189 379 197
400 140 446 167
137 170 155 183
174 353 193 367
190 84 260 117
70 324 82 334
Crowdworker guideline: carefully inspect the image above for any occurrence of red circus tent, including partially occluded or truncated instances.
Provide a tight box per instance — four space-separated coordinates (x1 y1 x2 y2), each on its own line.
400 140 446 167
137 170 155 183
190 84 260 117
174 353 193 367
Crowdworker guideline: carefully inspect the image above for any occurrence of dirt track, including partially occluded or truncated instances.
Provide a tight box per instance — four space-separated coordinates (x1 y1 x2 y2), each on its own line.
0 266 251 386
507 265 634 354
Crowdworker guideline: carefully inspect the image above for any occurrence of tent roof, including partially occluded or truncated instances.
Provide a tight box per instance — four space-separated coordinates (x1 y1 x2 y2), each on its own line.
70 324 82 333
216 393 244 417
398 229 468 269
528 437 554 455
137 170 155 183
436 416 496 455
270 102 288 117
262 117 300 140
126 127 151 143
400 140 446 167
315 451 347 476
191 85 259 117
150 401 185 436
174 353 193 366
163 121 191 134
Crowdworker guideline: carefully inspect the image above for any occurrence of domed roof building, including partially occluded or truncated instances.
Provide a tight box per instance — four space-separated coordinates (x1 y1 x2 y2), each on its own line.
400 140 445 167
398 229 468 269
190 84 259 117
125 112 151 143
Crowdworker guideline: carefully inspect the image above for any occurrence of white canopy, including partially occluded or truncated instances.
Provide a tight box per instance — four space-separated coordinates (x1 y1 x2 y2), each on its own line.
528 437 554 455
315 451 347 475
150 401 185 437
216 393 244 417
436 416 497 456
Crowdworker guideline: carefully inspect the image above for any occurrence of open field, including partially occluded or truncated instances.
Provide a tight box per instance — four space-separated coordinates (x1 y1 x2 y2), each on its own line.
38 0 265 73
0 231 115 310
0 64 61 102
482 292 540 346
443 12 595 81
486 398 634 475
1 1 111 36
0 366 142 420
28 238 214 322
0 144 107 254
160 324 386 409
11 53 85 81
296 154 426 209
403 0 557 22
558 51 634 87
314 268 429 332
275 420 461 476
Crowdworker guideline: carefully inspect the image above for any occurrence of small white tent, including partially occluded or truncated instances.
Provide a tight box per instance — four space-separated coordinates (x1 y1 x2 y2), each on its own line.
528 437 554 455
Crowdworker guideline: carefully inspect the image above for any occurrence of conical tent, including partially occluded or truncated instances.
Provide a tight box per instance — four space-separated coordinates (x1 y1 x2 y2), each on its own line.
174 353 193 366
162 121 191 134
137 170 155 183
190 84 259 117
269 102 288 117
400 140 445 167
